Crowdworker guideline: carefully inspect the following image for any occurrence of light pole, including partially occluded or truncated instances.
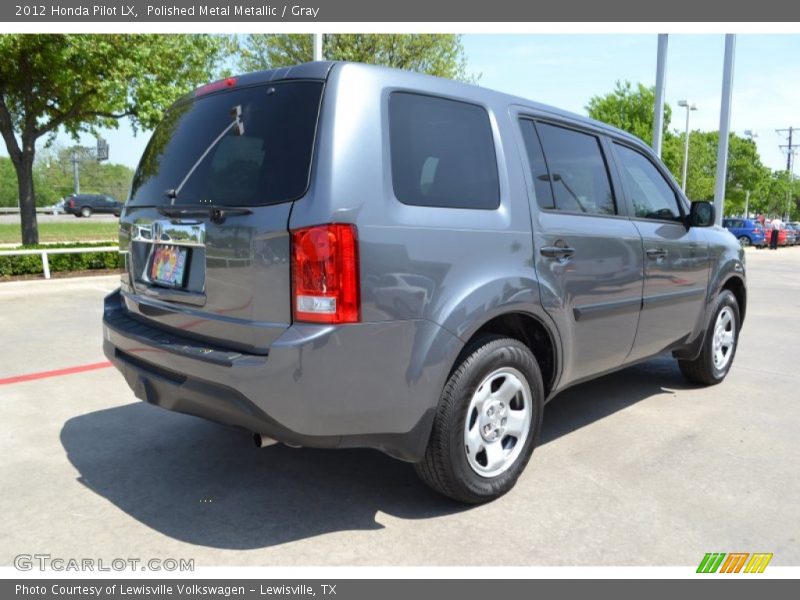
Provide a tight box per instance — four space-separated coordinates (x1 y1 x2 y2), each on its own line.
743 129 758 218
678 100 698 193
313 34 323 61
788 150 796 222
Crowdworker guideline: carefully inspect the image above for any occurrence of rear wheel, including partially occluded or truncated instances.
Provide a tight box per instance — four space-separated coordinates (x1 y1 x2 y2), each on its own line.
80 206 92 218
414 336 543 504
678 290 740 385
738 235 751 247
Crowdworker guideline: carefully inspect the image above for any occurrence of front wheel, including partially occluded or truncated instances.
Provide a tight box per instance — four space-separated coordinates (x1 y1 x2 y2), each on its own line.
678 290 740 385
414 336 544 504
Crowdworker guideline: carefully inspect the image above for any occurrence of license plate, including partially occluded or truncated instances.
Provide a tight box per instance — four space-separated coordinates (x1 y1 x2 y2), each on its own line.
149 245 188 288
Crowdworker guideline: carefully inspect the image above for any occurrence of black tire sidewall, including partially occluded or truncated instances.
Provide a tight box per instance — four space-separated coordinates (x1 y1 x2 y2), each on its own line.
703 290 740 382
445 339 544 501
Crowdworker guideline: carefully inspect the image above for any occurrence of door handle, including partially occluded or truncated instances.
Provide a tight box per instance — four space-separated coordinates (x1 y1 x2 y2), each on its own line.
646 248 668 260
540 245 576 259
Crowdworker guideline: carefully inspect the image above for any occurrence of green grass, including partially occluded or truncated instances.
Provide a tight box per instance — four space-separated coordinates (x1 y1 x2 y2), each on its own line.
0 221 119 244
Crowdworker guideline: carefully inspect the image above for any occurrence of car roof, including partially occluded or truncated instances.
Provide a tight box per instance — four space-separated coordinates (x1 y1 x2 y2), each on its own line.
185 61 645 149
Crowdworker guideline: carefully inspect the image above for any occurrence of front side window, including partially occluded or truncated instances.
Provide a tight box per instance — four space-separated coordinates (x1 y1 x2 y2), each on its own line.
614 143 683 222
389 92 500 210
534 122 617 216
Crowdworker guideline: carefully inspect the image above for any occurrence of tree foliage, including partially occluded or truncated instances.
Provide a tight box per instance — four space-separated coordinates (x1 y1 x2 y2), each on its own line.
0 34 230 244
0 148 134 207
237 34 475 82
586 81 796 218
586 80 672 146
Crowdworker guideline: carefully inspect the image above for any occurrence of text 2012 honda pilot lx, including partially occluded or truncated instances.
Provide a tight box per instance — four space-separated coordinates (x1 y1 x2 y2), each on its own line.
103 62 746 503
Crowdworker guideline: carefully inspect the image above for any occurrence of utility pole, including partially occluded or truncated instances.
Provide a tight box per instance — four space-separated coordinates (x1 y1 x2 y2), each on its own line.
71 150 80 195
70 137 110 195
652 34 668 157
778 127 798 220
777 127 796 170
713 34 736 226
743 130 757 218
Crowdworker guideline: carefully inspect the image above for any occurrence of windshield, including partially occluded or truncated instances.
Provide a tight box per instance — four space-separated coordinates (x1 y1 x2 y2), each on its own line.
128 81 324 207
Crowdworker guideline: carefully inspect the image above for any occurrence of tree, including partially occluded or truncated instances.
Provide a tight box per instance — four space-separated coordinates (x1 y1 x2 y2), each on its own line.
662 131 770 210
0 34 229 244
587 82 776 215
237 34 474 82
757 170 799 219
586 80 672 145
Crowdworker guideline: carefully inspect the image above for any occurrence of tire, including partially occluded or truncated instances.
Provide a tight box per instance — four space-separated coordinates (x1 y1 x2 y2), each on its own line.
80 206 92 218
414 336 544 504
678 290 740 385
738 235 751 247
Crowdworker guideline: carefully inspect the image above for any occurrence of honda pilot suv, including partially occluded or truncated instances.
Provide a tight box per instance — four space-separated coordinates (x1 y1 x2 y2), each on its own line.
103 62 746 503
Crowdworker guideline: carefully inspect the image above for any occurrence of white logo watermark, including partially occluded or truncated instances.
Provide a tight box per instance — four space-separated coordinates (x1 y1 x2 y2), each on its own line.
14 554 194 572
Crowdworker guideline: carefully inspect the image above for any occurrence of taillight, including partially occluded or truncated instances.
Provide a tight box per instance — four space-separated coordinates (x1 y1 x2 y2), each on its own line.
292 223 360 324
67 199 75 208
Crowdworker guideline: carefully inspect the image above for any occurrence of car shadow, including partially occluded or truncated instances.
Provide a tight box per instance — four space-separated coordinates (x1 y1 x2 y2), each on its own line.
541 355 693 445
60 356 692 550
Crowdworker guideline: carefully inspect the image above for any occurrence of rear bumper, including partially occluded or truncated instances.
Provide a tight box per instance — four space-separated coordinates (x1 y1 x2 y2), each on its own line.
102 288 461 461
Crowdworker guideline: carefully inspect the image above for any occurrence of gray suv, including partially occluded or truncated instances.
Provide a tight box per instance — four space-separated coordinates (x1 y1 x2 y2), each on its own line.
103 62 746 503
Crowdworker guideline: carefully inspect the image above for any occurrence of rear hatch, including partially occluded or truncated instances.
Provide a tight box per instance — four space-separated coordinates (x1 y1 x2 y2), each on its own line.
118 66 329 354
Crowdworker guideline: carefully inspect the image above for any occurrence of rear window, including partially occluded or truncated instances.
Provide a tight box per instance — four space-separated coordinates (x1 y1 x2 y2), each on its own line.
389 92 500 210
128 81 323 207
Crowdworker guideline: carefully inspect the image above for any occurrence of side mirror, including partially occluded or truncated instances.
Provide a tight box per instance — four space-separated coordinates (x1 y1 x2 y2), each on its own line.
688 201 715 227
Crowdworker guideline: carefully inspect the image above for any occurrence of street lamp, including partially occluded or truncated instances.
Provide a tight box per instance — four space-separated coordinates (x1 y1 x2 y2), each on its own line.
678 100 698 193
743 130 758 218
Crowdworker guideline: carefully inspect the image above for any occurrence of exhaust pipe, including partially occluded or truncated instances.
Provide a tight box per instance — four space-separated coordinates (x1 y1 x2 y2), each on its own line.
253 432 303 449
253 433 272 448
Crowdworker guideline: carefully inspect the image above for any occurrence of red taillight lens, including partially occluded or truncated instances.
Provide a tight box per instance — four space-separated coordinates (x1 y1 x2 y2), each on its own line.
67 199 75 208
292 223 360 324
194 77 238 97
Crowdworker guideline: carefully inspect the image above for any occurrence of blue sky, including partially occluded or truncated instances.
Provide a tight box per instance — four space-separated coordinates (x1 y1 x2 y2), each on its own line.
8 34 800 174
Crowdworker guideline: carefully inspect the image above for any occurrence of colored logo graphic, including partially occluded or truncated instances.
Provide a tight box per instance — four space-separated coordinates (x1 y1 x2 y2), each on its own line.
697 552 773 573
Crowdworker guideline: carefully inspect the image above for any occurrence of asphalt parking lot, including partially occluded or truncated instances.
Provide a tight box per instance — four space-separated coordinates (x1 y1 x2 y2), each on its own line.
1 247 798 567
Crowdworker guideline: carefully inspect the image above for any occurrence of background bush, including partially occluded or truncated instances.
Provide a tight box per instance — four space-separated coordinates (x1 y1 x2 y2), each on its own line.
0 242 121 277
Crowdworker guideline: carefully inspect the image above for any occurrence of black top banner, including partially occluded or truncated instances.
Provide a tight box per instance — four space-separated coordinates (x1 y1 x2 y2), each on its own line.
3 0 800 22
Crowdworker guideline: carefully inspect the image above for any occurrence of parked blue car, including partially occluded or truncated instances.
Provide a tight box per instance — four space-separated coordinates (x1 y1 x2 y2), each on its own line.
723 218 766 247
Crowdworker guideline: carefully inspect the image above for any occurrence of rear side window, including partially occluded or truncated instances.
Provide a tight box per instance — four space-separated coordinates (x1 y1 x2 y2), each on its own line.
534 122 616 216
614 143 683 222
389 93 500 210
129 81 323 207
519 119 555 209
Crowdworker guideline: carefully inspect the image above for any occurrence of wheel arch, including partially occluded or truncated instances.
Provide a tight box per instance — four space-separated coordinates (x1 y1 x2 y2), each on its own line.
455 310 560 399
721 274 746 325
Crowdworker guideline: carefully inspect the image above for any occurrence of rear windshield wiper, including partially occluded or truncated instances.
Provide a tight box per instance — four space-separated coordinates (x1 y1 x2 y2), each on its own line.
165 104 245 204
157 205 252 224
